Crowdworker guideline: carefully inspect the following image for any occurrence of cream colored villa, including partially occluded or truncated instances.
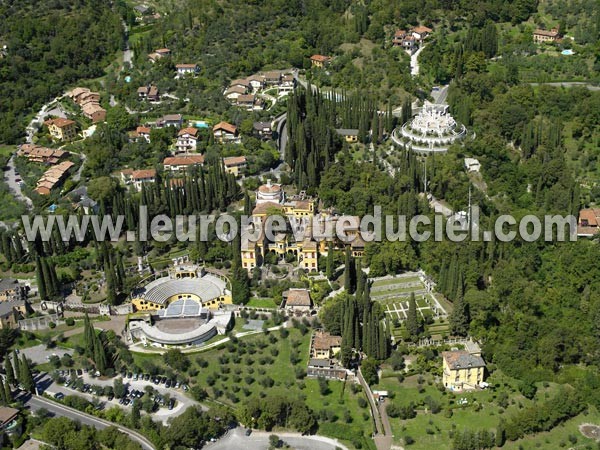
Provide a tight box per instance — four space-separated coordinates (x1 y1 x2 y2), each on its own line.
442 350 486 391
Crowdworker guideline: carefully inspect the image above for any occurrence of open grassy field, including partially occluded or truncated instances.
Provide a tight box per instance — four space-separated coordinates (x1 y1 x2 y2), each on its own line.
372 369 599 449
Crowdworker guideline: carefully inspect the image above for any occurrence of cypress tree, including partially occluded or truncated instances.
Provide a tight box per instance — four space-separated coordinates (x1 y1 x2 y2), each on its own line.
450 279 470 337
343 247 352 293
326 242 334 280
93 332 107 373
3 380 11 404
11 351 20 382
0 379 6 405
20 355 35 393
243 192 252 216
35 256 47 301
496 419 506 447
5 358 15 387
84 313 95 357
406 293 420 339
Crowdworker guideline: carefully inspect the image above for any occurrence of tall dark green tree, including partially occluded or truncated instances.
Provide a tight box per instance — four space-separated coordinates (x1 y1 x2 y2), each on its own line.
20 355 35 393
326 242 334 280
406 293 420 339
3 379 11 404
5 358 15 387
450 281 470 337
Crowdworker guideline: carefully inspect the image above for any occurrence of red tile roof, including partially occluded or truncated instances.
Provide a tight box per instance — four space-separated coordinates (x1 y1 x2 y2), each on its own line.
213 121 237 134
284 289 312 307
132 169 156 180
223 156 247 166
45 118 76 128
178 127 199 137
310 54 331 62
163 155 205 166
413 25 433 34
313 331 341 351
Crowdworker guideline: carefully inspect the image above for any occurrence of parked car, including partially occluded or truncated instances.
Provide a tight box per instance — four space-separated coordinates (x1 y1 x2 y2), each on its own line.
175 382 181 389
168 399 175 410
107 394 114 401
144 374 150 381
165 380 171 388
54 392 64 400
127 372 132 379
245 429 252 436
153 377 160 384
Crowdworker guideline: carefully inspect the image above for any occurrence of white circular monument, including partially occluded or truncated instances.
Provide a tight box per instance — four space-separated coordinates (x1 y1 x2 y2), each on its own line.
392 102 467 153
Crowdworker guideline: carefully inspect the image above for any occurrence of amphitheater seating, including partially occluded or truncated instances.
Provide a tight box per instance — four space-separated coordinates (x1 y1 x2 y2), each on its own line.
138 274 225 305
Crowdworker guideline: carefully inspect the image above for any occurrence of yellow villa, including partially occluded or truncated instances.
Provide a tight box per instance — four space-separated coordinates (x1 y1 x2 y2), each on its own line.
442 350 486 391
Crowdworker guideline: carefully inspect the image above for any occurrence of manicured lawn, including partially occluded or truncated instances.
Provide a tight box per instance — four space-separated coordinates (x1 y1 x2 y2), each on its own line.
371 286 425 297
371 277 421 287
246 298 278 308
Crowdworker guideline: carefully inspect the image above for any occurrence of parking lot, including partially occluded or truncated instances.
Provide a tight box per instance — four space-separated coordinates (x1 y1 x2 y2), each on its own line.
19 345 73 365
40 370 202 423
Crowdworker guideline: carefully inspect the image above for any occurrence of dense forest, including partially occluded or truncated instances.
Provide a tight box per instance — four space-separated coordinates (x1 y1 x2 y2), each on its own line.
0 0 123 143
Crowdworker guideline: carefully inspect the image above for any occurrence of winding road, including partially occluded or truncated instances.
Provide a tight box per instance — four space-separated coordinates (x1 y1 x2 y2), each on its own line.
22 393 156 450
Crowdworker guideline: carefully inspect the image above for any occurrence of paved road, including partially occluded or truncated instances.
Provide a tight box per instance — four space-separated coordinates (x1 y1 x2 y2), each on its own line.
432 84 449 105
122 21 133 68
357 368 391 450
528 81 600 91
22 393 156 450
4 154 33 209
410 45 426 77
205 426 349 450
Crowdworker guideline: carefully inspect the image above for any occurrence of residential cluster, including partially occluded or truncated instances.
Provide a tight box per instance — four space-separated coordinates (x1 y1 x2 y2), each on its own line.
224 70 295 110
69 87 106 123
392 25 433 53
35 160 75 195
17 144 69 165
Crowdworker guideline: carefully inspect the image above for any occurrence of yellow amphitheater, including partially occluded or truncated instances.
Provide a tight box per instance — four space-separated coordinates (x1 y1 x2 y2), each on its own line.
130 264 232 312
127 263 234 348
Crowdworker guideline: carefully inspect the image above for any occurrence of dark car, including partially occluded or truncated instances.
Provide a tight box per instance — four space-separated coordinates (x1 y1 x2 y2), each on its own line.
160 377 167 384
168 399 175 410
245 429 252 436
165 379 171 388
107 394 114 401
144 374 150 381
54 392 64 400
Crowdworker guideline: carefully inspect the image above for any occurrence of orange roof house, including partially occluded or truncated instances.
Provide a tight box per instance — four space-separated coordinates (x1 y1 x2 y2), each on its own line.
310 54 332 68
163 154 205 171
